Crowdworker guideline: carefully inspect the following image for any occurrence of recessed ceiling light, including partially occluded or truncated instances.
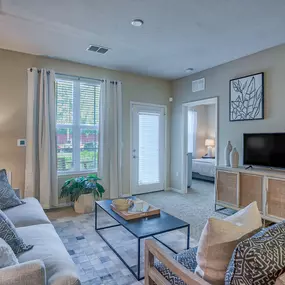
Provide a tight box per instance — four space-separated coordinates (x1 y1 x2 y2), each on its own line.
131 19 144 27
186 68 194 72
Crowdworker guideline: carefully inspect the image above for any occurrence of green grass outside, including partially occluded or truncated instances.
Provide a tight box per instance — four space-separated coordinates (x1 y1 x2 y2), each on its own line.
57 150 98 171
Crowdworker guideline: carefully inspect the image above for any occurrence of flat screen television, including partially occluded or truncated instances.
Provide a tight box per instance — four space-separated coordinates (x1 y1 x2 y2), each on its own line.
243 133 285 168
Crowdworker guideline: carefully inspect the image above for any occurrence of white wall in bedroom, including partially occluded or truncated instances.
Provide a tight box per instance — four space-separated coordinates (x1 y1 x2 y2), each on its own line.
207 104 216 139
192 105 207 158
192 104 216 158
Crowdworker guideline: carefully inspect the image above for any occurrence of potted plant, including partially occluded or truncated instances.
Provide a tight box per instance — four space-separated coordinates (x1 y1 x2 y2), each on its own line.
60 174 105 214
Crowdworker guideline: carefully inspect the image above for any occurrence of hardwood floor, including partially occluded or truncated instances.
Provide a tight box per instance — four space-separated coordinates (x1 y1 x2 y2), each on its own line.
45 206 80 220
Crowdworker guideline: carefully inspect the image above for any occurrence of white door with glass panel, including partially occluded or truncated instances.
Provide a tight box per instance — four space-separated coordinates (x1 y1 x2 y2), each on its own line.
131 103 166 194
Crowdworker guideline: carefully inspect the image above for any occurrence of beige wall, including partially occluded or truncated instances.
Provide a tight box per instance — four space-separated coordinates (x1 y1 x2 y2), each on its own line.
0 49 171 197
171 43 285 190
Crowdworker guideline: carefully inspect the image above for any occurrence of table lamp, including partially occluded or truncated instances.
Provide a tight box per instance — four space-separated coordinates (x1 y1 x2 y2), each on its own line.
205 139 215 157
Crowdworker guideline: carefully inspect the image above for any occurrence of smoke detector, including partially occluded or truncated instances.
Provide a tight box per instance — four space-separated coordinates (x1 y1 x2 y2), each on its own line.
87 45 110 54
131 19 144 27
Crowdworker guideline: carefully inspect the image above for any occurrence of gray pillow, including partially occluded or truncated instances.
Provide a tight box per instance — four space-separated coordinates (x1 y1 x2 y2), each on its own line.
0 209 33 254
0 169 24 210
225 221 285 285
0 238 18 268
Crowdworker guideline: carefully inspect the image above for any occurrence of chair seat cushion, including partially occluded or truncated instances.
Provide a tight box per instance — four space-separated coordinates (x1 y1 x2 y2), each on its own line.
225 221 285 285
154 247 198 285
3 197 51 228
16 224 80 285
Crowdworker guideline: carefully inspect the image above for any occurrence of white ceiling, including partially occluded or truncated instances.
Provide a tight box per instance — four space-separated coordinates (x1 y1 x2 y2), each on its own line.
0 0 285 80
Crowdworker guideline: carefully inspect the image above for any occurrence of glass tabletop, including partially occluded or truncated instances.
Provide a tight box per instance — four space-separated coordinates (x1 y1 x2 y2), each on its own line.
96 199 189 238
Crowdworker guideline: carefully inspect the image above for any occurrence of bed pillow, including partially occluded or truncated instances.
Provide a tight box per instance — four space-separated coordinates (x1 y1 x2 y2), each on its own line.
0 238 19 268
0 209 33 254
0 169 24 210
195 202 262 285
225 221 285 285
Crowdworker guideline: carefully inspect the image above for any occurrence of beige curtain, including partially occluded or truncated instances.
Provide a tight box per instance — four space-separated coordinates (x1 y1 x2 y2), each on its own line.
98 80 123 199
25 68 58 208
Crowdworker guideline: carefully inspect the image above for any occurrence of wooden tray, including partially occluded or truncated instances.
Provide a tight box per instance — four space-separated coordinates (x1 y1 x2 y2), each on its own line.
111 201 160 221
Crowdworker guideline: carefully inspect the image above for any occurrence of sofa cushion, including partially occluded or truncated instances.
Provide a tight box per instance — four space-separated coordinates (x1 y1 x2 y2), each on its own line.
195 202 262 285
16 224 80 285
225 221 285 285
0 169 24 210
0 238 19 269
4 197 51 228
0 210 33 254
155 247 198 285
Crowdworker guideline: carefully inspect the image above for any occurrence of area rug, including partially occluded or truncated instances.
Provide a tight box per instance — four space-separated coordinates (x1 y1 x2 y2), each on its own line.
52 179 234 285
139 179 235 241
52 208 196 285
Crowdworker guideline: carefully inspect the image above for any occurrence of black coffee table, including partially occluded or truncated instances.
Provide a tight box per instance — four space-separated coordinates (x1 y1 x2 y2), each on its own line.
95 199 190 280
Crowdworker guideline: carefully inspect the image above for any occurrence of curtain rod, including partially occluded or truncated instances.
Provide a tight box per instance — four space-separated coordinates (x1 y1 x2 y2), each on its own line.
29 69 118 84
56 73 118 84
29 68 50 74
56 72 104 82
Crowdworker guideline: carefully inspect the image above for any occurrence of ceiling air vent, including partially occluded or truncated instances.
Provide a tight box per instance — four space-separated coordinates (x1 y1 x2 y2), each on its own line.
87 45 109 54
192 78 205 92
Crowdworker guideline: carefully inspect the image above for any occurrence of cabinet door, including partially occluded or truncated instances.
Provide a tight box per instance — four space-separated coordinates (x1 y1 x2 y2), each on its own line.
216 171 238 206
267 178 285 219
240 174 263 211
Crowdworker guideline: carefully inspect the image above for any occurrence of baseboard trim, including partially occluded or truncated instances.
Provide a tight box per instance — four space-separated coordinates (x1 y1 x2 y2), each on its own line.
120 193 131 198
45 202 73 211
57 202 73 207
168 187 184 194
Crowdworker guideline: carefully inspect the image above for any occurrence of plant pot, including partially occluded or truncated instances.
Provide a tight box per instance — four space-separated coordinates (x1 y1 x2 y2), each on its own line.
74 193 95 214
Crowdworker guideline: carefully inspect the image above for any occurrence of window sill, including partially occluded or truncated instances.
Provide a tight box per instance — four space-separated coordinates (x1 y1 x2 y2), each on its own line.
57 170 97 177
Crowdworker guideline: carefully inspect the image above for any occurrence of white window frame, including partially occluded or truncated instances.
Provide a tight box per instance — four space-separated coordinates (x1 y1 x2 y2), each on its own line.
56 74 101 176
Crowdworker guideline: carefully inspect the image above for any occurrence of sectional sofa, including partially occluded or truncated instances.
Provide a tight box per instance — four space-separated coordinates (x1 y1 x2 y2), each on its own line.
0 197 81 285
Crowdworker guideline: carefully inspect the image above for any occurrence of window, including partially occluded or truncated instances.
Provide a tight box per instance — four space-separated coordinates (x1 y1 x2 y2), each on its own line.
55 75 100 173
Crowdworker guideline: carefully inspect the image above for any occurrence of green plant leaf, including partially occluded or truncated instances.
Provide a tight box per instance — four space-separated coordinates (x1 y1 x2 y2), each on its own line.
96 183 105 198
60 175 105 202
86 174 101 180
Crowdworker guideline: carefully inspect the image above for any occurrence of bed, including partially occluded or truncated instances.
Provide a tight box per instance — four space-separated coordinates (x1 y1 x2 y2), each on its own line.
192 158 216 182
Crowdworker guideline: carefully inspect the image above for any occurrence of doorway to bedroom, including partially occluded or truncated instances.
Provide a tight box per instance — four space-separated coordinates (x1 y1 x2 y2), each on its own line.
181 97 218 193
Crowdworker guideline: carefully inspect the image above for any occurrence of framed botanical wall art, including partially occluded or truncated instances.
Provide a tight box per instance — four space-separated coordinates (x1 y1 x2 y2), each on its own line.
229 72 264 121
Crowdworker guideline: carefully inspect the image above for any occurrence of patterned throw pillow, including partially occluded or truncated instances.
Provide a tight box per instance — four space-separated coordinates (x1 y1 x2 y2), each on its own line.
0 169 25 210
225 221 285 285
155 247 198 285
0 210 33 254
0 238 19 268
